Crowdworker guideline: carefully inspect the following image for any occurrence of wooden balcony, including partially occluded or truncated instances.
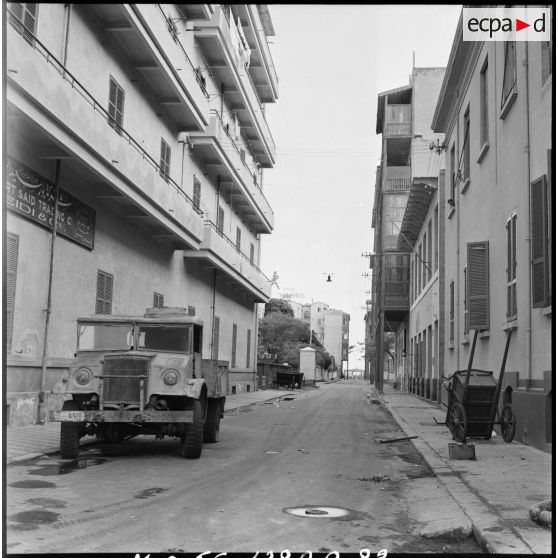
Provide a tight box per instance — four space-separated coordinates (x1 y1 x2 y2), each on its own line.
384 104 412 137
384 166 411 191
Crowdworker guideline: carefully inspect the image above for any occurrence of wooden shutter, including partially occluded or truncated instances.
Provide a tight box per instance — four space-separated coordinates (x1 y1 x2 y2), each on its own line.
466 241 490 330
250 243 254 264
6 234 19 351
531 177 549 307
96 270 113 315
217 206 224 234
464 267 469 332
231 324 237 368
153 292 164 308
246 329 251 367
236 227 241 252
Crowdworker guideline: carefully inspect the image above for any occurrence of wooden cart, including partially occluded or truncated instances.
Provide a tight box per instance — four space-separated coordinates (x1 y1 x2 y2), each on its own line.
443 329 516 443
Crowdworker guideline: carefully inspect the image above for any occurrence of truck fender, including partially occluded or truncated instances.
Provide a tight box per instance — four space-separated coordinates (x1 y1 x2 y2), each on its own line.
184 378 207 400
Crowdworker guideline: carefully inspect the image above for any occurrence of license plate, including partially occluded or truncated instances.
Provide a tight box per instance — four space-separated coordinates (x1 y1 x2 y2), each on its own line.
58 410 85 421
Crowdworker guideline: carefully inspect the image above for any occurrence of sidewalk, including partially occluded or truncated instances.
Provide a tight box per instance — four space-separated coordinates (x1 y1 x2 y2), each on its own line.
4 388 288 464
375 384 552 554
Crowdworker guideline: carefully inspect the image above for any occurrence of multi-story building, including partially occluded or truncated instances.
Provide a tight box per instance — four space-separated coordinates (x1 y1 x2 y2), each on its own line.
301 301 329 345
5 3 278 425
323 309 350 377
432 13 552 452
370 67 445 390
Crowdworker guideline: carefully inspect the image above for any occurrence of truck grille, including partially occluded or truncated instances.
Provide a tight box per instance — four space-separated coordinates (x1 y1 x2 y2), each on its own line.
102 356 149 405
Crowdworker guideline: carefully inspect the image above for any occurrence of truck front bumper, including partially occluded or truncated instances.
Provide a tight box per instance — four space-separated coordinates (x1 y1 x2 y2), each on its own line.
50 410 194 423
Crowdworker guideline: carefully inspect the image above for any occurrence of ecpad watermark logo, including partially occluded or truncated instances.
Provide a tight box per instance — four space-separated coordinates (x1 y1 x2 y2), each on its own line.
463 7 551 41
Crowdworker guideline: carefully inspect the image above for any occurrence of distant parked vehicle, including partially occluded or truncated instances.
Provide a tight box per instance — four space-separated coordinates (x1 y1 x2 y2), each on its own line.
51 307 228 459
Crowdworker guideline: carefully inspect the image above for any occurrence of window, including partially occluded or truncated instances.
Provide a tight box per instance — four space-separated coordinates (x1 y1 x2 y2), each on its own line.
6 233 19 352
480 58 489 147
410 259 414 303
422 239 427 288
542 41 552 85
506 213 517 319
231 324 237 368
96 270 114 314
466 241 490 330
246 329 251 367
153 292 164 308
236 227 241 252
427 220 432 281
462 108 470 184
211 316 220 360
501 42 517 116
7 3 37 45
108 77 125 134
531 176 550 307
449 280 455 342
160 139 171 181
250 243 255 264
217 206 224 234
193 176 201 209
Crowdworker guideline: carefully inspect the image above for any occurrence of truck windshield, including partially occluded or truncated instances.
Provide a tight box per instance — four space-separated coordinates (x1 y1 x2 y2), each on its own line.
78 323 133 351
138 325 192 353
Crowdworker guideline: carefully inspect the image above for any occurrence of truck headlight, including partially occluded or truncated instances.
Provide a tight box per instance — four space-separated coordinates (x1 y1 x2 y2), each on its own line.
163 369 179 386
75 368 92 386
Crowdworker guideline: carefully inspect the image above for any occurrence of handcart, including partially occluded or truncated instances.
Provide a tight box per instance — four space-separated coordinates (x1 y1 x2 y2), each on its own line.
443 329 516 443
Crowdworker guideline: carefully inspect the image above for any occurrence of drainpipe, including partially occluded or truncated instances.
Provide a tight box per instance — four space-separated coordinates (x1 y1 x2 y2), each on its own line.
38 159 61 425
455 114 460 373
61 4 72 67
524 42 533 388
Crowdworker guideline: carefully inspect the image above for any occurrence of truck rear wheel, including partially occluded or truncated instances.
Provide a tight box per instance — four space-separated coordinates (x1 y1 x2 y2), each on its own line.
60 400 81 459
180 399 204 459
203 401 221 443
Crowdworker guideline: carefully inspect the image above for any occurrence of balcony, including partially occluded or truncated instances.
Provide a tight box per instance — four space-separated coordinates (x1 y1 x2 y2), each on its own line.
384 104 412 137
194 5 276 167
233 5 279 103
383 253 410 314
188 110 274 233
6 26 204 249
183 221 272 302
87 4 210 131
384 166 411 191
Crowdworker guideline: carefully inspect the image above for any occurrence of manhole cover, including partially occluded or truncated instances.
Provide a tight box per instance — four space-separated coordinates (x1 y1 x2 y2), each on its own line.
285 506 350 518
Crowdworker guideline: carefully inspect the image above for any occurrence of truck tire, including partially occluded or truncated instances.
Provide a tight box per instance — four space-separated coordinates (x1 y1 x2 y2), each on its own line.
60 400 81 459
203 401 221 443
180 399 204 459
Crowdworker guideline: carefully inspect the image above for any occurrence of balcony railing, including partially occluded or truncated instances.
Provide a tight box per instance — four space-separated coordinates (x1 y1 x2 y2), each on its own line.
155 4 210 100
7 25 204 221
384 166 411 191
384 104 412 137
202 220 271 296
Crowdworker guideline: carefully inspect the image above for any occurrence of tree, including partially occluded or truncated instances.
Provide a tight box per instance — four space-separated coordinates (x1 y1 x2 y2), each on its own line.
264 298 294 317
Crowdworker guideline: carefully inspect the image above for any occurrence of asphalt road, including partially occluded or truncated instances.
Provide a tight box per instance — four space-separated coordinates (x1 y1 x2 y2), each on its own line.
6 381 480 554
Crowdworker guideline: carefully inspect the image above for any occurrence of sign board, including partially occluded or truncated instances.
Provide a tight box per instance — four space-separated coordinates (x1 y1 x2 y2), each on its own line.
6 156 96 249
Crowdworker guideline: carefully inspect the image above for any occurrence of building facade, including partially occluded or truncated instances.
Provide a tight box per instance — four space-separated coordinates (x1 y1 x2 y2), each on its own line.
370 67 446 391
432 15 552 452
301 301 329 345
323 309 350 377
5 3 278 425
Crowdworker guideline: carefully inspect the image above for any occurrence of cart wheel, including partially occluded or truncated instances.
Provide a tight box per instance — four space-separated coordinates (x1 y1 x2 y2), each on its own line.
449 402 467 443
500 404 516 443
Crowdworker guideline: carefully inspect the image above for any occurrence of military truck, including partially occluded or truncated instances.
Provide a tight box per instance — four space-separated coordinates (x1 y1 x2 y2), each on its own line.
50 307 227 459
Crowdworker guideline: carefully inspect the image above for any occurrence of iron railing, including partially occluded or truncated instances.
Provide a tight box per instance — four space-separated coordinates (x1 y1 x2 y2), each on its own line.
7 22 203 217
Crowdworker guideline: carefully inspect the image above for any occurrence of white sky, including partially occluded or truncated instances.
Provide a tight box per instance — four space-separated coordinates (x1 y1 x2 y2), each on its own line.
260 4 463 369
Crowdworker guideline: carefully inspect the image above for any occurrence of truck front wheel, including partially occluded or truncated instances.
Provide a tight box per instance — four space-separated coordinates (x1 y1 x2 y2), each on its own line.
60 400 81 459
180 399 204 459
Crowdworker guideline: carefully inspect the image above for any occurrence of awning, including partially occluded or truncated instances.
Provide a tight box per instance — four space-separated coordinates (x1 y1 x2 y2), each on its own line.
397 177 438 251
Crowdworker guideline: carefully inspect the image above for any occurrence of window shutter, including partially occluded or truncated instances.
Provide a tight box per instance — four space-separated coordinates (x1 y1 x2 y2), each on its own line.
466 241 490 330
6 234 19 351
501 42 517 108
506 215 518 318
96 270 113 315
449 280 454 342
531 177 549 307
